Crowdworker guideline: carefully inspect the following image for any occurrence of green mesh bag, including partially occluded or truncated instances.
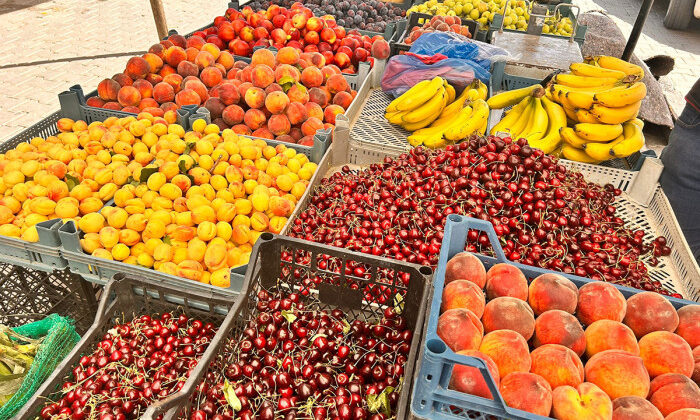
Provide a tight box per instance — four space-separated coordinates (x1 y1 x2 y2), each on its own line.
0 314 80 420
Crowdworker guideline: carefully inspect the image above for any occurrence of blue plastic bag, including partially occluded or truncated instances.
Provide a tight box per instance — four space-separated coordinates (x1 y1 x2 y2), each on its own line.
408 32 511 72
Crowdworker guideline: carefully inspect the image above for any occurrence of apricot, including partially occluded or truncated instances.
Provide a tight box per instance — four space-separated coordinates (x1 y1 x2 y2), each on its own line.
219 83 241 105
201 66 224 88
436 308 484 352
624 292 679 338
244 109 267 130
484 263 527 301
648 373 700 416
252 64 275 89
479 330 531 379
327 74 350 94
133 79 154 98
285 102 308 125
585 350 650 399
323 104 344 124
450 350 500 399
301 66 324 88
677 305 700 348
585 320 639 357
530 344 584 389
125 56 150 79
499 372 552 416
441 279 485 317
528 273 578 316
245 87 266 109
551 382 612 420
533 310 586 356
265 91 290 114
98 79 120 101
309 87 331 107
301 117 324 137
275 64 302 85
276 46 300 65
577 282 627 325
175 88 201 106
333 91 353 109
251 48 275 68
639 331 694 378
268 115 291 136
612 396 663 420
481 296 535 340
304 102 324 121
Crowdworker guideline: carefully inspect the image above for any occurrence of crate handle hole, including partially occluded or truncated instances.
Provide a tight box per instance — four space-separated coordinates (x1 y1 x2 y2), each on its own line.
419 266 433 276
427 339 446 354
447 214 462 222
260 232 274 241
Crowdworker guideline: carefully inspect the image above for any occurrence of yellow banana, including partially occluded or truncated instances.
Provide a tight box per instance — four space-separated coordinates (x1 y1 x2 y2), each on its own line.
402 86 446 123
551 145 563 158
523 98 548 142
395 77 444 111
554 74 620 88
563 106 578 123
387 111 409 125
439 86 472 119
575 108 602 124
563 86 626 109
444 99 489 141
509 97 535 139
593 82 647 107
575 122 623 141
594 56 644 79
528 97 565 153
630 118 644 128
423 135 448 149
583 135 624 161
403 116 440 131
413 106 471 137
611 122 644 157
475 80 488 100
445 82 456 105
560 127 589 149
569 62 627 80
590 101 642 124
487 84 540 109
477 118 488 135
562 144 602 164
490 97 530 135
387 79 432 112
517 98 541 139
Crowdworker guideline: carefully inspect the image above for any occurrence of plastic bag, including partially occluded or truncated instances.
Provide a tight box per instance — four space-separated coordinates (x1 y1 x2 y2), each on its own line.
381 53 486 97
408 32 513 69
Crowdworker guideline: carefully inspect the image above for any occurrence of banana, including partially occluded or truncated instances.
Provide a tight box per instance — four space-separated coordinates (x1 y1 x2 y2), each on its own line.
562 144 602 164
611 122 644 157
445 82 456 105
563 106 578 123
509 97 535 139
490 97 530 135
583 135 625 161
477 118 488 135
575 108 602 124
523 98 548 142
593 82 647 107
554 74 620 88
594 56 644 79
563 85 626 109
475 80 488 100
551 145 563 158
569 62 627 80
402 86 446 123
560 127 590 149
439 86 472 119
590 100 642 124
444 99 489 141
386 111 409 125
630 118 644 128
487 84 540 109
402 116 441 131
395 77 444 111
387 79 432 112
575 122 624 141
528 97 565 153
412 106 471 138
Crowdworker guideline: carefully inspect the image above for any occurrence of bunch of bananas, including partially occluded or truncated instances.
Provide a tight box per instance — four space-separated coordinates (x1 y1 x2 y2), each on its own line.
547 55 648 163
385 78 489 149
487 84 566 153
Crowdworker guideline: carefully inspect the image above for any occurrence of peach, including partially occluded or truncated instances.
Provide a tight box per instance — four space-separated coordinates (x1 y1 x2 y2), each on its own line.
252 64 275 88
265 91 290 114
175 88 201 106
585 350 650 399
309 87 331 107
218 83 241 105
164 46 187 68
195 51 216 69
323 104 344 124
201 43 221 60
285 102 308 125
301 66 324 88
253 128 274 139
304 102 324 121
222 105 245 126
204 97 226 120
436 308 484 352
230 39 252 57
290 127 303 141
624 292 679 338
333 91 353 109
321 64 342 80
159 64 176 78
276 46 300 65
238 82 254 99
139 98 158 110
125 56 150 79
251 48 276 68
666 408 700 420
450 350 500 399
218 51 235 70
112 73 133 87
585 320 639 357
201 66 224 88
677 306 700 348
499 372 552 416
528 273 578 316
117 86 141 107
287 83 309 103
238 67 253 83
530 344 584 389
98 78 120 101
143 52 163 73
275 64 302 86
265 83 283 94
612 396 663 420
577 282 627 325
244 109 267 130
441 279 485 317
327 74 350 94
639 331 694 378
551 382 613 420
245 87 266 109
445 252 487 288
168 34 186 48
232 124 252 135
86 97 105 108
649 373 700 416
533 310 586 356
185 79 209 103
149 43 165 58
146 73 163 85
479 330 531 379
482 296 535 340
485 263 528 301
132 79 153 99
301 117 323 137
163 73 183 92
693 346 700 384
186 46 201 61
161 102 178 113
177 60 199 77
103 102 122 110
268 114 291 136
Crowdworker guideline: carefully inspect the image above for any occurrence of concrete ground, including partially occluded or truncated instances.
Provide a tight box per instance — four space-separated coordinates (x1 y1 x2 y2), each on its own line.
0 0 698 145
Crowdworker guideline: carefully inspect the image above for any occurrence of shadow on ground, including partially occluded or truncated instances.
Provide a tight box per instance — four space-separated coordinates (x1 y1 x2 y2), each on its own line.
0 0 50 15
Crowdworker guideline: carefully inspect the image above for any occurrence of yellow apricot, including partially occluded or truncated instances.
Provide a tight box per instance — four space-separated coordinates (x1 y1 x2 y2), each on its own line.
192 206 216 224
125 214 147 232
99 227 120 248
0 224 21 237
107 208 128 229
21 225 39 242
147 172 167 191
111 243 130 261
210 268 230 288
119 229 141 246
93 248 113 260
250 212 269 232
80 233 101 254
197 221 217 241
276 174 293 192
187 238 207 262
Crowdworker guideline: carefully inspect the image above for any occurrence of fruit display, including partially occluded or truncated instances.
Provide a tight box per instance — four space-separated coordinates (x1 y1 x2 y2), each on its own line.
238 0 407 33
487 84 567 153
547 56 647 163
37 311 219 419
288 135 677 296
0 324 45 406
407 0 574 36
401 15 473 44
385 78 489 148
436 254 700 419
184 289 416 420
92 46 361 144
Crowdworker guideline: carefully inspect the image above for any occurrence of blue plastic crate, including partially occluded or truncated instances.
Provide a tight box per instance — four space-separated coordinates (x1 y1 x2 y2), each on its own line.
411 214 698 420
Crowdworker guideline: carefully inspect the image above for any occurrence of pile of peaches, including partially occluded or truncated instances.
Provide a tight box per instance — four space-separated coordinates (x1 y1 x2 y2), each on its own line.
402 15 473 45
91 38 360 144
437 252 700 420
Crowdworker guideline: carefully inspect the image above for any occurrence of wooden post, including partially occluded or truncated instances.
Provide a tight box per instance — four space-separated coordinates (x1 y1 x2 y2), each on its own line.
149 0 168 40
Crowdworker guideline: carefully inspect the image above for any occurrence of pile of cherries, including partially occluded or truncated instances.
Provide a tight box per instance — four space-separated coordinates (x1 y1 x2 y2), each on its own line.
39 312 217 420
187 290 413 420
288 135 677 297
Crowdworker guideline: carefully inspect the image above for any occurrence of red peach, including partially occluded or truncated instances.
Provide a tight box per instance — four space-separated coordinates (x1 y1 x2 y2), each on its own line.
332 91 353 109
533 310 586 356
277 46 300 65
201 66 224 88
97 78 120 101
218 83 241 105
551 382 613 420
175 88 201 106
164 46 187 68
327 74 350 94
268 114 291 136
309 87 331 107
485 263 528 301
677 305 700 349
252 127 274 139
204 97 226 120
125 56 150 79
163 74 183 92
86 97 105 108
530 344 584 389
232 124 252 135
245 87 266 109
153 82 175 103
479 330 531 379
499 372 552 416
441 280 486 317
585 320 640 357
185 79 209 103
222 105 245 126
304 102 323 121
301 66 324 88
437 308 484 352
577 282 627 325
177 60 199 77
585 350 651 400
132 79 153 99
450 350 500 399
285 102 308 125
649 373 700 416
528 273 578 316
265 91 290 114
251 48 276 68
612 396 664 420
112 73 133 87
481 297 535 340
666 408 700 420
275 64 302 85
624 292 679 338
444 252 487 288
117 86 141 107
301 117 323 137
287 84 309 104
323 104 344 124
639 331 694 378
244 109 267 130
252 64 276 88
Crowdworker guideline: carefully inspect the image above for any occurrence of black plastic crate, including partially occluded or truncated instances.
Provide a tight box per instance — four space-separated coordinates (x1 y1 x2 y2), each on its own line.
390 12 478 56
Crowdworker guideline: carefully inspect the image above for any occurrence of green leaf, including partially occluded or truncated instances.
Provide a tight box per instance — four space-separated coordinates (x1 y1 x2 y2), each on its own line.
367 393 381 414
65 174 80 192
138 167 159 183
223 380 242 412
281 310 297 323
178 159 189 174
162 236 172 245
342 319 351 335
393 293 405 315
367 387 393 416
184 142 196 154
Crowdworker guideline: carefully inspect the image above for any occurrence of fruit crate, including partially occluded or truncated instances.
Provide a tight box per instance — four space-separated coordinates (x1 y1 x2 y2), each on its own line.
390 12 479 56
15 273 237 419
0 264 99 335
409 214 698 420
139 233 434 419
